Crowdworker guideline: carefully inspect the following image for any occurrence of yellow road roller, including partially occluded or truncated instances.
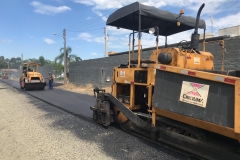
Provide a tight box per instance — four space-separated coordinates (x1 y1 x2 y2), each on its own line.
1 70 9 79
20 62 46 90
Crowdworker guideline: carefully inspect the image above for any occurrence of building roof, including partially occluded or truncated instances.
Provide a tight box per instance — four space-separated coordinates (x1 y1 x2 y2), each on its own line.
218 25 240 31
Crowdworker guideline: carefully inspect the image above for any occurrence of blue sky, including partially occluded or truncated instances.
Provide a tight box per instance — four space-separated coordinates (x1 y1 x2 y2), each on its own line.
1 0 240 61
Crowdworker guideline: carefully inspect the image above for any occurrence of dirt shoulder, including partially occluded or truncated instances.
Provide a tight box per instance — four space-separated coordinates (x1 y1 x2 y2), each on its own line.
55 83 111 96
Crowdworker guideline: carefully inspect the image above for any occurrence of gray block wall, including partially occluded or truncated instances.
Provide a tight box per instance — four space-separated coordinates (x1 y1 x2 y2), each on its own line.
221 36 240 70
69 36 240 87
38 65 55 79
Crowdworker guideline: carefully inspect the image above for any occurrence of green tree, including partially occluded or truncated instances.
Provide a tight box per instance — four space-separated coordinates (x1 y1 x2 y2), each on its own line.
39 56 45 66
53 63 64 77
0 56 5 69
44 59 54 66
75 57 82 61
55 46 81 64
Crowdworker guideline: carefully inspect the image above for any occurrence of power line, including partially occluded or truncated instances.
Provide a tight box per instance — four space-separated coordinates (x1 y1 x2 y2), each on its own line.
67 18 104 31
67 15 102 29
66 10 111 31
67 28 104 33
108 36 128 42
69 24 104 31
66 9 112 31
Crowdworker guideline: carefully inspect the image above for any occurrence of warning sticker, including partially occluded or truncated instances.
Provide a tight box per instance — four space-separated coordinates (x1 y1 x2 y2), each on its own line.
194 57 200 64
120 71 125 77
179 81 209 108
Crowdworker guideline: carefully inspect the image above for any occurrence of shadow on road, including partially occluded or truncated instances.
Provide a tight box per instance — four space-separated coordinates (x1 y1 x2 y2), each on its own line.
25 95 188 160
0 80 189 160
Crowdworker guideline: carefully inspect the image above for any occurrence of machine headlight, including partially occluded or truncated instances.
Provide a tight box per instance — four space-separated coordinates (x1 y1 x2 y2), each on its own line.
149 27 155 34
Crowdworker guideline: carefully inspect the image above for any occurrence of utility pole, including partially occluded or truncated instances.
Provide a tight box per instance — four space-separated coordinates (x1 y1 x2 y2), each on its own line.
63 29 67 85
104 27 108 57
211 17 213 35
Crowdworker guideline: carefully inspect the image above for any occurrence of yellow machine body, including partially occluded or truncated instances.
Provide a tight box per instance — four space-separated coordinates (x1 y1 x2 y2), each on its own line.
111 46 240 142
20 62 46 90
91 2 240 159
1 71 9 79
149 48 214 70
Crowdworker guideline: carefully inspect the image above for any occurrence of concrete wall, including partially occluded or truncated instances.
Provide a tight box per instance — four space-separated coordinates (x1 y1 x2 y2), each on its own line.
69 36 240 87
69 49 153 87
38 65 55 79
199 36 240 70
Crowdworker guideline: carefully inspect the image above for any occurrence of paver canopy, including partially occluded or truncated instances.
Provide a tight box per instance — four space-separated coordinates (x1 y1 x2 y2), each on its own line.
106 2 206 36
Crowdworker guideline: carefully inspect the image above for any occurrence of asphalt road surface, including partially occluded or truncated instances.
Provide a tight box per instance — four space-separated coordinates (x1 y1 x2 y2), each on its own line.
0 79 198 160
0 79 95 118
0 81 190 160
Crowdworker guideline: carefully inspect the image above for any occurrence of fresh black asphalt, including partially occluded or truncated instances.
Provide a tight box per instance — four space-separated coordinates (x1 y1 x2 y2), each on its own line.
0 79 95 118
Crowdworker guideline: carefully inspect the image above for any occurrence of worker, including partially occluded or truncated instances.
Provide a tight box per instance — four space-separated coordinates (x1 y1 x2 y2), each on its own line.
67 72 69 78
48 72 54 89
23 67 27 76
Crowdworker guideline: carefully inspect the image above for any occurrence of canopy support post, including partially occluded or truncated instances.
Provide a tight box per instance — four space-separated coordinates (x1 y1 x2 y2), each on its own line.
137 12 141 68
132 31 135 60
202 29 206 51
165 36 168 48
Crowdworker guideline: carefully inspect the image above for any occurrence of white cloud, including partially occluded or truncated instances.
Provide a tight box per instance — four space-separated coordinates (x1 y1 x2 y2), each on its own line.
27 34 34 38
206 12 240 30
73 0 122 9
84 0 232 23
86 17 92 20
79 32 92 39
91 52 97 55
93 10 103 16
92 9 108 22
73 0 95 5
72 0 237 19
102 16 107 21
72 0 230 13
1 39 13 43
71 0 240 51
94 36 104 43
53 0 63 3
43 38 55 44
30 1 71 15
70 32 104 43
71 32 92 41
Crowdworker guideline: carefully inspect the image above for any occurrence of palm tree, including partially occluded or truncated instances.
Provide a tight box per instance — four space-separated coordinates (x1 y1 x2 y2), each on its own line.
55 46 82 63
55 46 82 72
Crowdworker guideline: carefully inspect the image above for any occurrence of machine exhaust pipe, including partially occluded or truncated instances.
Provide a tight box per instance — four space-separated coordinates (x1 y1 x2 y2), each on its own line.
190 3 205 50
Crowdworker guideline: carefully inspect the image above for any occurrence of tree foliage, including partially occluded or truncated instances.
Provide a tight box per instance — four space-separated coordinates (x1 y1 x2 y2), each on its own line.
39 56 45 66
55 46 82 64
0 55 53 69
0 47 82 76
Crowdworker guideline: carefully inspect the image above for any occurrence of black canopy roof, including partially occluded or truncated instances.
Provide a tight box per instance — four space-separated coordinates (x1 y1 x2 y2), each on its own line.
106 2 206 36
